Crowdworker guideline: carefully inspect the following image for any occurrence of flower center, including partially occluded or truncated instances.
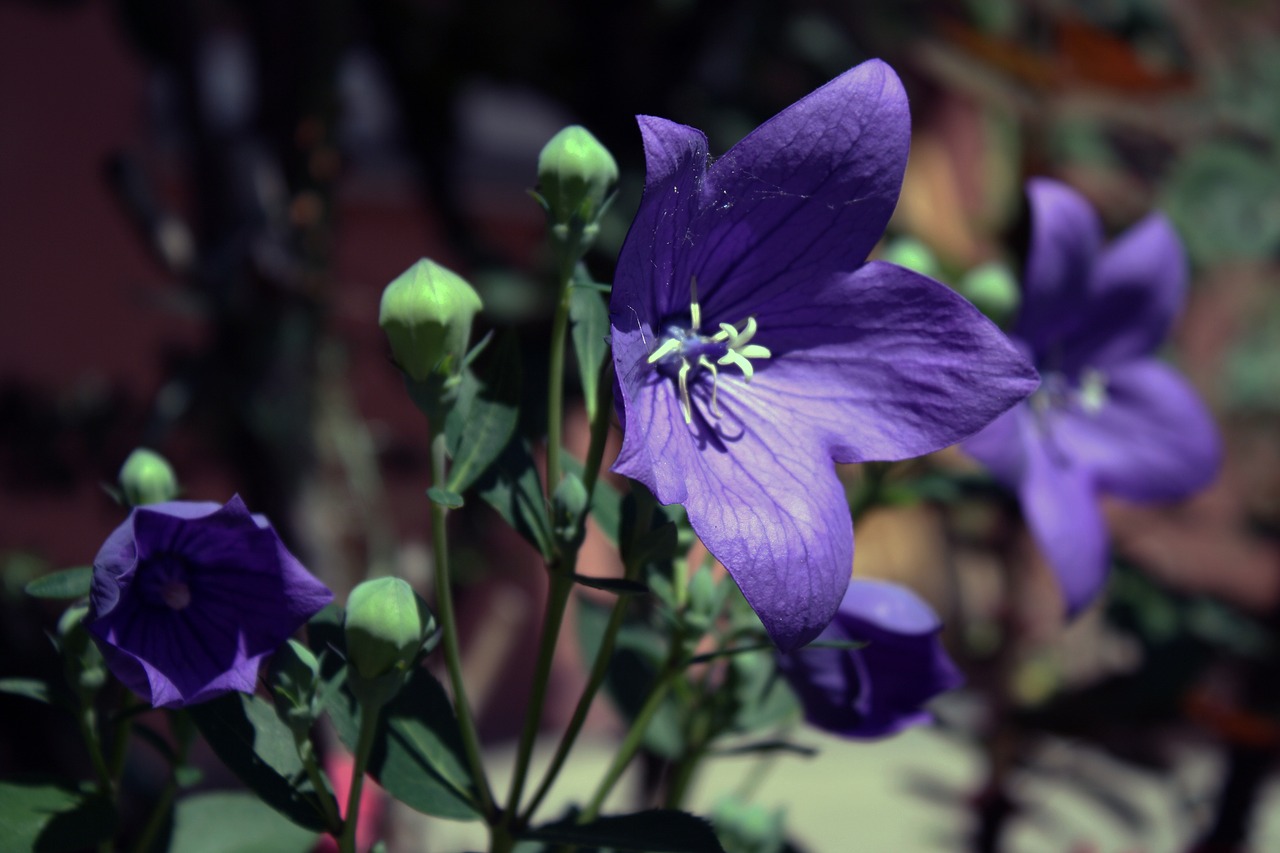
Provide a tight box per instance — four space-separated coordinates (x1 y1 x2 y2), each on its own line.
1031 367 1108 417
646 278 772 424
139 554 194 611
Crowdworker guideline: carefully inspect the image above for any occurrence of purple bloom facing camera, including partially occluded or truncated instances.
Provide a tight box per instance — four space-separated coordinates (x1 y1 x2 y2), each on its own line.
963 179 1221 614
609 59 1037 651
87 496 333 708
776 578 963 738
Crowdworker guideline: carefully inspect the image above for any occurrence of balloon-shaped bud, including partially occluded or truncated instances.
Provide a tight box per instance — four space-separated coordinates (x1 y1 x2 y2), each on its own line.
960 261 1020 327
379 259 483 382
119 448 178 506
344 577 435 681
536 125 618 228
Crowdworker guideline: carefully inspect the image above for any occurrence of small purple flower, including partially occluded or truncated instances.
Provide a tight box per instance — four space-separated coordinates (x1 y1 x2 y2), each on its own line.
609 59 1038 650
87 496 333 708
776 578 963 738
963 179 1220 614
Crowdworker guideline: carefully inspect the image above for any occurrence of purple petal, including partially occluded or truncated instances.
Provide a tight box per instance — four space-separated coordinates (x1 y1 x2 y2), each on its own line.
1060 213 1188 373
614 381 852 651
1018 414 1110 615
751 262 1039 462
87 497 333 707
1052 359 1220 502
1015 179 1103 355
697 60 911 323
960 405 1027 487
777 579 963 738
612 116 711 328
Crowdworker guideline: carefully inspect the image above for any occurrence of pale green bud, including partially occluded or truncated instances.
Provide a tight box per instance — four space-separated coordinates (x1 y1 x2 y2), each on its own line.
960 261 1020 327
119 448 178 506
379 259 483 382
344 577 435 681
552 472 589 549
879 236 941 280
536 125 618 227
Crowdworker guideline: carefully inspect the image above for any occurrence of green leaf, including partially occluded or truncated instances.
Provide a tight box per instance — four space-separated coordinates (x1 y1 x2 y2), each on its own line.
476 440 555 560
563 455 623 545
524 809 726 852
569 279 610 421
0 778 117 852
710 739 817 758
23 567 92 600
0 678 52 705
576 596 685 759
446 333 521 494
169 792 316 853
427 487 465 509
325 663 481 820
571 574 649 595
187 694 333 832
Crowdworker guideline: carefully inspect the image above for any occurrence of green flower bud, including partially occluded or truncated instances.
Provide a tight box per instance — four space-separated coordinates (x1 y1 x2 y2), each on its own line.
379 259 483 382
344 577 435 681
879 236 941 280
960 261 1020 327
536 125 618 228
119 448 178 506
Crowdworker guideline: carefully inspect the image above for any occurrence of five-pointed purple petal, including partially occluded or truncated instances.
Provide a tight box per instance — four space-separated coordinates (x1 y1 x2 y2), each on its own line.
88 496 333 708
776 578 963 738
611 59 1037 650
963 179 1220 614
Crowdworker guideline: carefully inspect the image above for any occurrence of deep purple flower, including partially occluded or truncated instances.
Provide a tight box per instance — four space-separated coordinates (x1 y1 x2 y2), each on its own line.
963 179 1220 614
609 59 1038 650
776 578 963 738
87 496 333 708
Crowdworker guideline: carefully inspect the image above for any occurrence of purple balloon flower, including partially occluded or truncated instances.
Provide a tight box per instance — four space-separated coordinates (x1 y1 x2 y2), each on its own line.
87 496 334 708
609 59 1038 651
963 179 1221 614
776 578 963 738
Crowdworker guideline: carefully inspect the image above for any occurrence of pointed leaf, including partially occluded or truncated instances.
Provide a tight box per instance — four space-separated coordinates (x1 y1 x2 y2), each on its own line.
0 779 117 852
170 792 316 853
446 333 521 494
571 574 649 595
187 694 332 832
524 809 726 852
24 567 92 600
0 678 52 705
476 440 554 560
570 279 611 421
325 662 480 820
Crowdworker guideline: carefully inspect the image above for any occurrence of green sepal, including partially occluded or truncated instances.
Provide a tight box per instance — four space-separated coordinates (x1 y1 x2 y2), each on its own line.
24 566 92 600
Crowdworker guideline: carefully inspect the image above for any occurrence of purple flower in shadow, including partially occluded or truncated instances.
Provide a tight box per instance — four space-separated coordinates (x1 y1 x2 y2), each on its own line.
87 496 333 708
609 59 1038 651
963 179 1221 614
776 578 963 738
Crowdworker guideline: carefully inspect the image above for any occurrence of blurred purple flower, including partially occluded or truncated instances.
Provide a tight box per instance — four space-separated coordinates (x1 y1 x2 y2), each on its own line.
776 578 963 738
609 59 1038 651
88 496 333 708
963 179 1220 614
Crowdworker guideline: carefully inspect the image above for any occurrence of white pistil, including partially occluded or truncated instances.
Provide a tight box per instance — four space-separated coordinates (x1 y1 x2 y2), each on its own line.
1078 368 1108 415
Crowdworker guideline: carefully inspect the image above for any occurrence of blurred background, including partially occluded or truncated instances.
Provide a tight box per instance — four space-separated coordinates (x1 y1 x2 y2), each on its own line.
2 0 1279 850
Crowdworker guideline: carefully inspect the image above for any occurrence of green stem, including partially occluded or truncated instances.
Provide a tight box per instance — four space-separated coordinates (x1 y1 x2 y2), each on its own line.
128 712 195 853
429 427 498 819
544 265 574 496
521 589 628 822
300 738 343 835
580 664 678 822
77 706 112 795
502 571 574 824
338 701 381 853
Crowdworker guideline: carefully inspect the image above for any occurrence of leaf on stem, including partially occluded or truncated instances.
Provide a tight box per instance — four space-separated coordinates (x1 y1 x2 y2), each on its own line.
23 567 92 600
569 274 611 421
0 779 117 852
523 808 726 852
445 332 522 495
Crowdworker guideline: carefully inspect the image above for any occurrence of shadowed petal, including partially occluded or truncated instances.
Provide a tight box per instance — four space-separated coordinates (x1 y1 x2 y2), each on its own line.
1016 178 1103 356
1053 359 1220 502
1061 214 1188 373
611 117 711 330
777 578 963 738
1019 417 1110 615
960 406 1026 487
751 262 1038 462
